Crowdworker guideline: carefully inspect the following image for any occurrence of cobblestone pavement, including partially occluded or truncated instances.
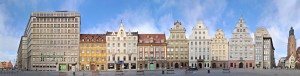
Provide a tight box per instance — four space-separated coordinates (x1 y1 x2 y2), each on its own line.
1 69 300 76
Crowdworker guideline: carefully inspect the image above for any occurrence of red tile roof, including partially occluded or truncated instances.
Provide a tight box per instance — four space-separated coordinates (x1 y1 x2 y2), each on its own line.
138 34 166 44
80 34 106 43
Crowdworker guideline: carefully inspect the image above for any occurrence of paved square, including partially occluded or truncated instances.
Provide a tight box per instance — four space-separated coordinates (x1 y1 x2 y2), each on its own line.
1 69 300 76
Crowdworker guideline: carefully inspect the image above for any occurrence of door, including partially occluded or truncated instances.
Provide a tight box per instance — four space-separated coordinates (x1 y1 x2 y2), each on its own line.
239 62 244 68
199 63 202 68
101 65 104 70
116 64 121 70
59 64 67 71
175 63 179 68
150 63 154 70
91 64 96 71
212 63 216 68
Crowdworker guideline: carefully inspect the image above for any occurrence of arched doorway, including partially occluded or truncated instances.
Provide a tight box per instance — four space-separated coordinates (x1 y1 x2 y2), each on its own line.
239 62 244 68
212 63 216 68
175 63 179 68
199 63 202 68
91 64 96 71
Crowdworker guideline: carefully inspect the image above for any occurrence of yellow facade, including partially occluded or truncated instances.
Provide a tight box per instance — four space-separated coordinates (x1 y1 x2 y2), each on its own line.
80 34 107 71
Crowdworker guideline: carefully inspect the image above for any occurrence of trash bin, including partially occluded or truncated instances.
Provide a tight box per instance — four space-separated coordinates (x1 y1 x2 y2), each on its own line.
207 70 210 73
162 70 164 74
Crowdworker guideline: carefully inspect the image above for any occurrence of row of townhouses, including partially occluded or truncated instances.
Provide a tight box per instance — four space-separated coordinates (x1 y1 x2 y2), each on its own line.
16 11 276 71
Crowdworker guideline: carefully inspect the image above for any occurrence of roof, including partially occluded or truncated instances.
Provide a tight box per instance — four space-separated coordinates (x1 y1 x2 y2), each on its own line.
263 37 275 50
80 34 106 43
138 34 166 44
106 32 138 36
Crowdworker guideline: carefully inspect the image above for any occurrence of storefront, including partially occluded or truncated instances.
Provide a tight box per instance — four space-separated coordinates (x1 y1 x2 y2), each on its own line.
59 64 67 71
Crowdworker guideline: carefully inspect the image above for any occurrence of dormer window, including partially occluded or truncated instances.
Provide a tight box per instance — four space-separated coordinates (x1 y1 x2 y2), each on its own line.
82 39 84 42
199 26 201 28
96 39 99 42
92 39 94 42
240 24 242 27
139 40 142 43
87 39 90 42
161 40 164 43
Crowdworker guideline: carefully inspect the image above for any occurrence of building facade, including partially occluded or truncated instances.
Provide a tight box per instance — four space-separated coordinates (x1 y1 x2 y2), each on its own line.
137 34 167 70
278 57 286 68
79 34 107 71
188 20 211 69
295 47 300 69
254 28 275 69
1 61 13 70
285 27 297 68
211 29 229 68
228 17 254 69
24 11 80 71
17 36 28 70
167 21 189 69
106 22 138 71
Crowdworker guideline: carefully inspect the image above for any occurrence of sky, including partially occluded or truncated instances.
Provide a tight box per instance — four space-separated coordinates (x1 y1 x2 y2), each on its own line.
0 0 300 65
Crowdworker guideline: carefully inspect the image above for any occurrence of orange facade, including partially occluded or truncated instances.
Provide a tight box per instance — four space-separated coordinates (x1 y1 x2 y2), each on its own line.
1 61 13 70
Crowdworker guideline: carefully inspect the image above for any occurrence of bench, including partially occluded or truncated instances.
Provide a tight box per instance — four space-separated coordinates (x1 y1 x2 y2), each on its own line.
136 70 144 75
166 70 175 74
115 70 124 75
222 68 230 73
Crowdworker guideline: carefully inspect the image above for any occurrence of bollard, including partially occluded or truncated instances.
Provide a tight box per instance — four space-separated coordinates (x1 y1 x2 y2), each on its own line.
162 70 164 74
207 70 210 73
73 72 75 76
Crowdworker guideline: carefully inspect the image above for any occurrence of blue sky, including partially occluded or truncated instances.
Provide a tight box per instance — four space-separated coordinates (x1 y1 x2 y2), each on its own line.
0 0 300 65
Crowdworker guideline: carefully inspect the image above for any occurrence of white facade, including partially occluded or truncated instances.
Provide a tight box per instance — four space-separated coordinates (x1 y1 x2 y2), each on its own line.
228 17 254 68
106 22 138 70
188 20 211 68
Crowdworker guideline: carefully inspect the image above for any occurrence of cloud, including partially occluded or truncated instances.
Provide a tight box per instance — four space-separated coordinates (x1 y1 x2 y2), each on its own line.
257 0 300 64
159 0 227 38
82 8 161 34
0 1 20 64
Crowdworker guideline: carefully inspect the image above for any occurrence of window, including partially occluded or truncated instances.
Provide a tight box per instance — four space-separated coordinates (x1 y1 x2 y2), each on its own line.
123 56 126 61
123 43 126 47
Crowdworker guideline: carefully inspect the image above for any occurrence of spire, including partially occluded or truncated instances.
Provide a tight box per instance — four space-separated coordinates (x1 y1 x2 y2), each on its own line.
239 15 244 23
289 26 294 36
120 20 124 27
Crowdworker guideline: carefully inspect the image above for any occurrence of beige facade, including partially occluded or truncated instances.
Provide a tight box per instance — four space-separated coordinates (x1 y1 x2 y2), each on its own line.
254 28 275 69
167 21 189 69
211 29 229 68
106 22 138 71
24 11 80 71
188 20 211 69
228 17 254 69
17 36 28 70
